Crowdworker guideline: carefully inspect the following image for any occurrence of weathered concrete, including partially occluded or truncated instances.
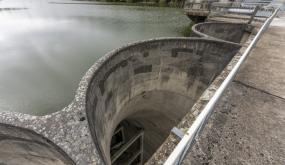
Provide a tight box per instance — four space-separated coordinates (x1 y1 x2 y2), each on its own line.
191 22 251 44
236 26 285 98
0 124 75 165
85 38 241 164
182 13 285 165
0 103 103 164
183 82 285 165
146 33 253 165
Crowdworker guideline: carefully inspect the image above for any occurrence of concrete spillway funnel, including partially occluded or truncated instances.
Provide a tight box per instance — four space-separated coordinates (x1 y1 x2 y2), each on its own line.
0 123 75 165
191 22 251 44
85 38 241 164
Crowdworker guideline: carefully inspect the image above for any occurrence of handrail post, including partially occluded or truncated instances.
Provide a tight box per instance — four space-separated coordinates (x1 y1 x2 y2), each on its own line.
248 5 260 24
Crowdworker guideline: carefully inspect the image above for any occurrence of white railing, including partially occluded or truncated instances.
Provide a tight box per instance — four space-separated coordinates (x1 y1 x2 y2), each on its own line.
184 1 275 20
164 7 279 165
209 3 275 18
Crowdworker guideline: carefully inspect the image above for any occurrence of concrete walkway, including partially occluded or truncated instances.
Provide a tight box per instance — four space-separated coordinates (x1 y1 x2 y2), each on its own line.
182 13 285 164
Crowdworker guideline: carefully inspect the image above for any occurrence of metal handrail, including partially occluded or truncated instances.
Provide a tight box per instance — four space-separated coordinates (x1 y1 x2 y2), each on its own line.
164 7 279 165
210 3 275 16
184 1 275 19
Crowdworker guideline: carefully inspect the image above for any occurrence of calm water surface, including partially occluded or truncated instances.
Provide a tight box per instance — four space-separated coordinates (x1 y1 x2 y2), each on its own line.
0 0 189 115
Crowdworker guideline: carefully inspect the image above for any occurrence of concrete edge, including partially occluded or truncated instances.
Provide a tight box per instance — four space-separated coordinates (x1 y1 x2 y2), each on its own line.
191 22 250 46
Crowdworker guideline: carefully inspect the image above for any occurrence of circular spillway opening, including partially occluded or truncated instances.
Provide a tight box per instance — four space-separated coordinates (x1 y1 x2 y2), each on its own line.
109 90 194 164
85 38 241 164
191 22 250 44
0 124 74 165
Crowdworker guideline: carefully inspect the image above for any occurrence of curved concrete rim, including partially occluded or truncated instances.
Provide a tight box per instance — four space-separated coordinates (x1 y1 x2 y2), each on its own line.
191 22 247 46
0 123 76 165
76 37 238 103
74 37 238 104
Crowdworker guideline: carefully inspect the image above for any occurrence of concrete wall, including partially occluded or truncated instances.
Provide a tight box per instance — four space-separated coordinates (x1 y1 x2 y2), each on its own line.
85 38 241 164
0 123 75 165
191 22 250 44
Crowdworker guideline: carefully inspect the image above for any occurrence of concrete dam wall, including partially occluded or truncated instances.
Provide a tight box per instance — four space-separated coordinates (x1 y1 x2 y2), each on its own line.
0 21 251 165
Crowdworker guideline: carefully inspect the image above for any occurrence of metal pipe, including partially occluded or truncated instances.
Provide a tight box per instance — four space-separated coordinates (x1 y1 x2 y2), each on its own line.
164 7 279 165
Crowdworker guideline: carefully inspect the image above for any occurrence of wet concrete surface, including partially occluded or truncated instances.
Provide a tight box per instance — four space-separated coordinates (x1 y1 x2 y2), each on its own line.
183 13 285 165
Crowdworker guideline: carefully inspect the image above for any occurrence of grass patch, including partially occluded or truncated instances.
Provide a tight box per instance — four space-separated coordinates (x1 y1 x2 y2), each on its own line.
181 21 196 37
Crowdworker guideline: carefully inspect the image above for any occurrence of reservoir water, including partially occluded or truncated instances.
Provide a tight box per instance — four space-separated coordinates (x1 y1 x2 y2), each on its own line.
0 0 189 115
